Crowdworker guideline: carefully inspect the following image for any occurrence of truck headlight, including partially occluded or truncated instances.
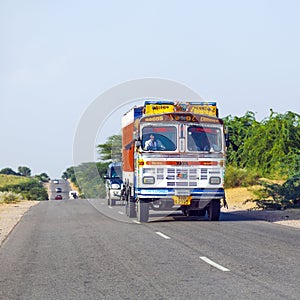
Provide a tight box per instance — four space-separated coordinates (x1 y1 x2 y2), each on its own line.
111 183 121 189
143 176 155 184
209 177 221 185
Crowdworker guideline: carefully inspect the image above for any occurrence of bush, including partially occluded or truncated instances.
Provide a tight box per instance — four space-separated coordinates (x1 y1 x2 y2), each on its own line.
246 173 300 210
225 165 260 188
0 178 48 201
0 191 23 204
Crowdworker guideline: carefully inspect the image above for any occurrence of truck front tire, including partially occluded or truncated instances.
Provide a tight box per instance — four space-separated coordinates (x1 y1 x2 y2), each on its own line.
137 200 149 223
125 196 136 218
207 199 221 221
109 197 116 206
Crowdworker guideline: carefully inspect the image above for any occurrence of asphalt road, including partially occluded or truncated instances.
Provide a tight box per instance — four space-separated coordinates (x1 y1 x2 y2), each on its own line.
0 197 300 300
49 179 71 200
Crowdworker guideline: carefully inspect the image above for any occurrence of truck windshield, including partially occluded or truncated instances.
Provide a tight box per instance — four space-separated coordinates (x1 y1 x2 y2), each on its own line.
187 126 222 152
142 126 177 151
110 166 122 178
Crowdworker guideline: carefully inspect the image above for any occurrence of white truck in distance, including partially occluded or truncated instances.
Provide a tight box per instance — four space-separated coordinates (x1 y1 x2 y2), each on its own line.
69 191 79 199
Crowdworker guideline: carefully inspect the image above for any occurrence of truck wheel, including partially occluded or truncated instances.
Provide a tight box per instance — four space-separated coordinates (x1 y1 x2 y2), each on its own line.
125 192 136 218
126 196 136 218
137 200 149 223
207 200 221 221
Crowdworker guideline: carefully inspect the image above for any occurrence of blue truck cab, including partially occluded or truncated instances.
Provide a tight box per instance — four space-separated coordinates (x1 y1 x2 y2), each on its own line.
104 162 123 206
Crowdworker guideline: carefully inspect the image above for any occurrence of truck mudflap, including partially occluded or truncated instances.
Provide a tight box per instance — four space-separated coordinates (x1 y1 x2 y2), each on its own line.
223 194 228 209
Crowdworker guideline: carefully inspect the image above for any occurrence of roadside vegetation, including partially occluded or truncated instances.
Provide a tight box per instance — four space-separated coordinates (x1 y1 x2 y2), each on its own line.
224 110 300 209
224 110 299 179
63 110 300 209
0 191 23 204
62 135 121 199
0 167 49 202
62 163 108 199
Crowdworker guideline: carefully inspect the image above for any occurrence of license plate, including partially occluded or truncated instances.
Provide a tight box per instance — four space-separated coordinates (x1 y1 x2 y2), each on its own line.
172 196 192 205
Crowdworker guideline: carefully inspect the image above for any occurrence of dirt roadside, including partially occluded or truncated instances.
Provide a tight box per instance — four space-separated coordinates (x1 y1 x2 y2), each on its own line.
225 187 300 229
0 201 39 246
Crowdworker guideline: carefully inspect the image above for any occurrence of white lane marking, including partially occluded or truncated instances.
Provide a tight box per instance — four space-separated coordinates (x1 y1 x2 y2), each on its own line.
118 211 125 215
200 256 230 272
133 220 141 224
108 206 113 209
155 232 171 240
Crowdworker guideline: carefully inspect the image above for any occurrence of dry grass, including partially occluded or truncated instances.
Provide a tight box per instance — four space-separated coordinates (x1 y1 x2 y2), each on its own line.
225 187 259 210
68 180 80 193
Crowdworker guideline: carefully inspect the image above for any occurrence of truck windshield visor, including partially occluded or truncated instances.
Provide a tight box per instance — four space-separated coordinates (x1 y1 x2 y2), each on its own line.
187 126 222 152
142 126 177 151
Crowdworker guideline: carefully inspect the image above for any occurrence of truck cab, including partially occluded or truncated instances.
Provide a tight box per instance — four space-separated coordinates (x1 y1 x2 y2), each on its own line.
122 101 227 222
104 162 123 206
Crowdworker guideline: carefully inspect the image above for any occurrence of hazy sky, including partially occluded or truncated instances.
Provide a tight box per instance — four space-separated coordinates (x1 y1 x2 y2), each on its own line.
1 0 299 178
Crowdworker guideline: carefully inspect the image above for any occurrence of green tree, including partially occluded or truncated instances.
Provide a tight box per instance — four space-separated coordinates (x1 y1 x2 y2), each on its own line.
73 162 107 198
241 110 300 177
35 172 50 182
97 134 122 162
0 168 18 176
18 166 31 177
224 111 258 166
62 167 77 185
62 134 122 198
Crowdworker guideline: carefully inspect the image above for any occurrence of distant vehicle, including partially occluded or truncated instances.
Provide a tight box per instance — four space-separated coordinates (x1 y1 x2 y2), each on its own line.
55 187 62 193
69 191 79 199
104 162 123 206
53 179 59 184
55 194 62 200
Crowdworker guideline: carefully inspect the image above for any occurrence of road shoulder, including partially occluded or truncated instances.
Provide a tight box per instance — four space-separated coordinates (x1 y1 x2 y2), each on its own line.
0 201 39 246
224 207 300 228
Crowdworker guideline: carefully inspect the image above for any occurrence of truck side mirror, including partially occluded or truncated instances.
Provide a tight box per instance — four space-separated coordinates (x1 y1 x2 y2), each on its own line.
135 140 142 148
133 131 139 141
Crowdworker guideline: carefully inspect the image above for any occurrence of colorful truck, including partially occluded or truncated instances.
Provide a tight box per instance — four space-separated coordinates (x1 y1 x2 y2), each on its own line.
121 100 228 222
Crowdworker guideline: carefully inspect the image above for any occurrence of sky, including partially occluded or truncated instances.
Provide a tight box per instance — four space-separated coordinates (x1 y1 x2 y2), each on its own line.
1 0 300 178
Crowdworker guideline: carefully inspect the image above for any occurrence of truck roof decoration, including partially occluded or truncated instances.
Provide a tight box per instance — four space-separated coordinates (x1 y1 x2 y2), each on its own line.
144 100 218 117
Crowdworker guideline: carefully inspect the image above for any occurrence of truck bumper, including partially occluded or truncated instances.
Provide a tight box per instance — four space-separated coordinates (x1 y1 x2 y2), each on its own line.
109 189 122 200
136 188 225 199
136 188 225 208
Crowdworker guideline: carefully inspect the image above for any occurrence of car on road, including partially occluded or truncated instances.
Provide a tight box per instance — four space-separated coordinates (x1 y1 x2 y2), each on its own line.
55 187 62 193
53 179 59 184
55 195 63 200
